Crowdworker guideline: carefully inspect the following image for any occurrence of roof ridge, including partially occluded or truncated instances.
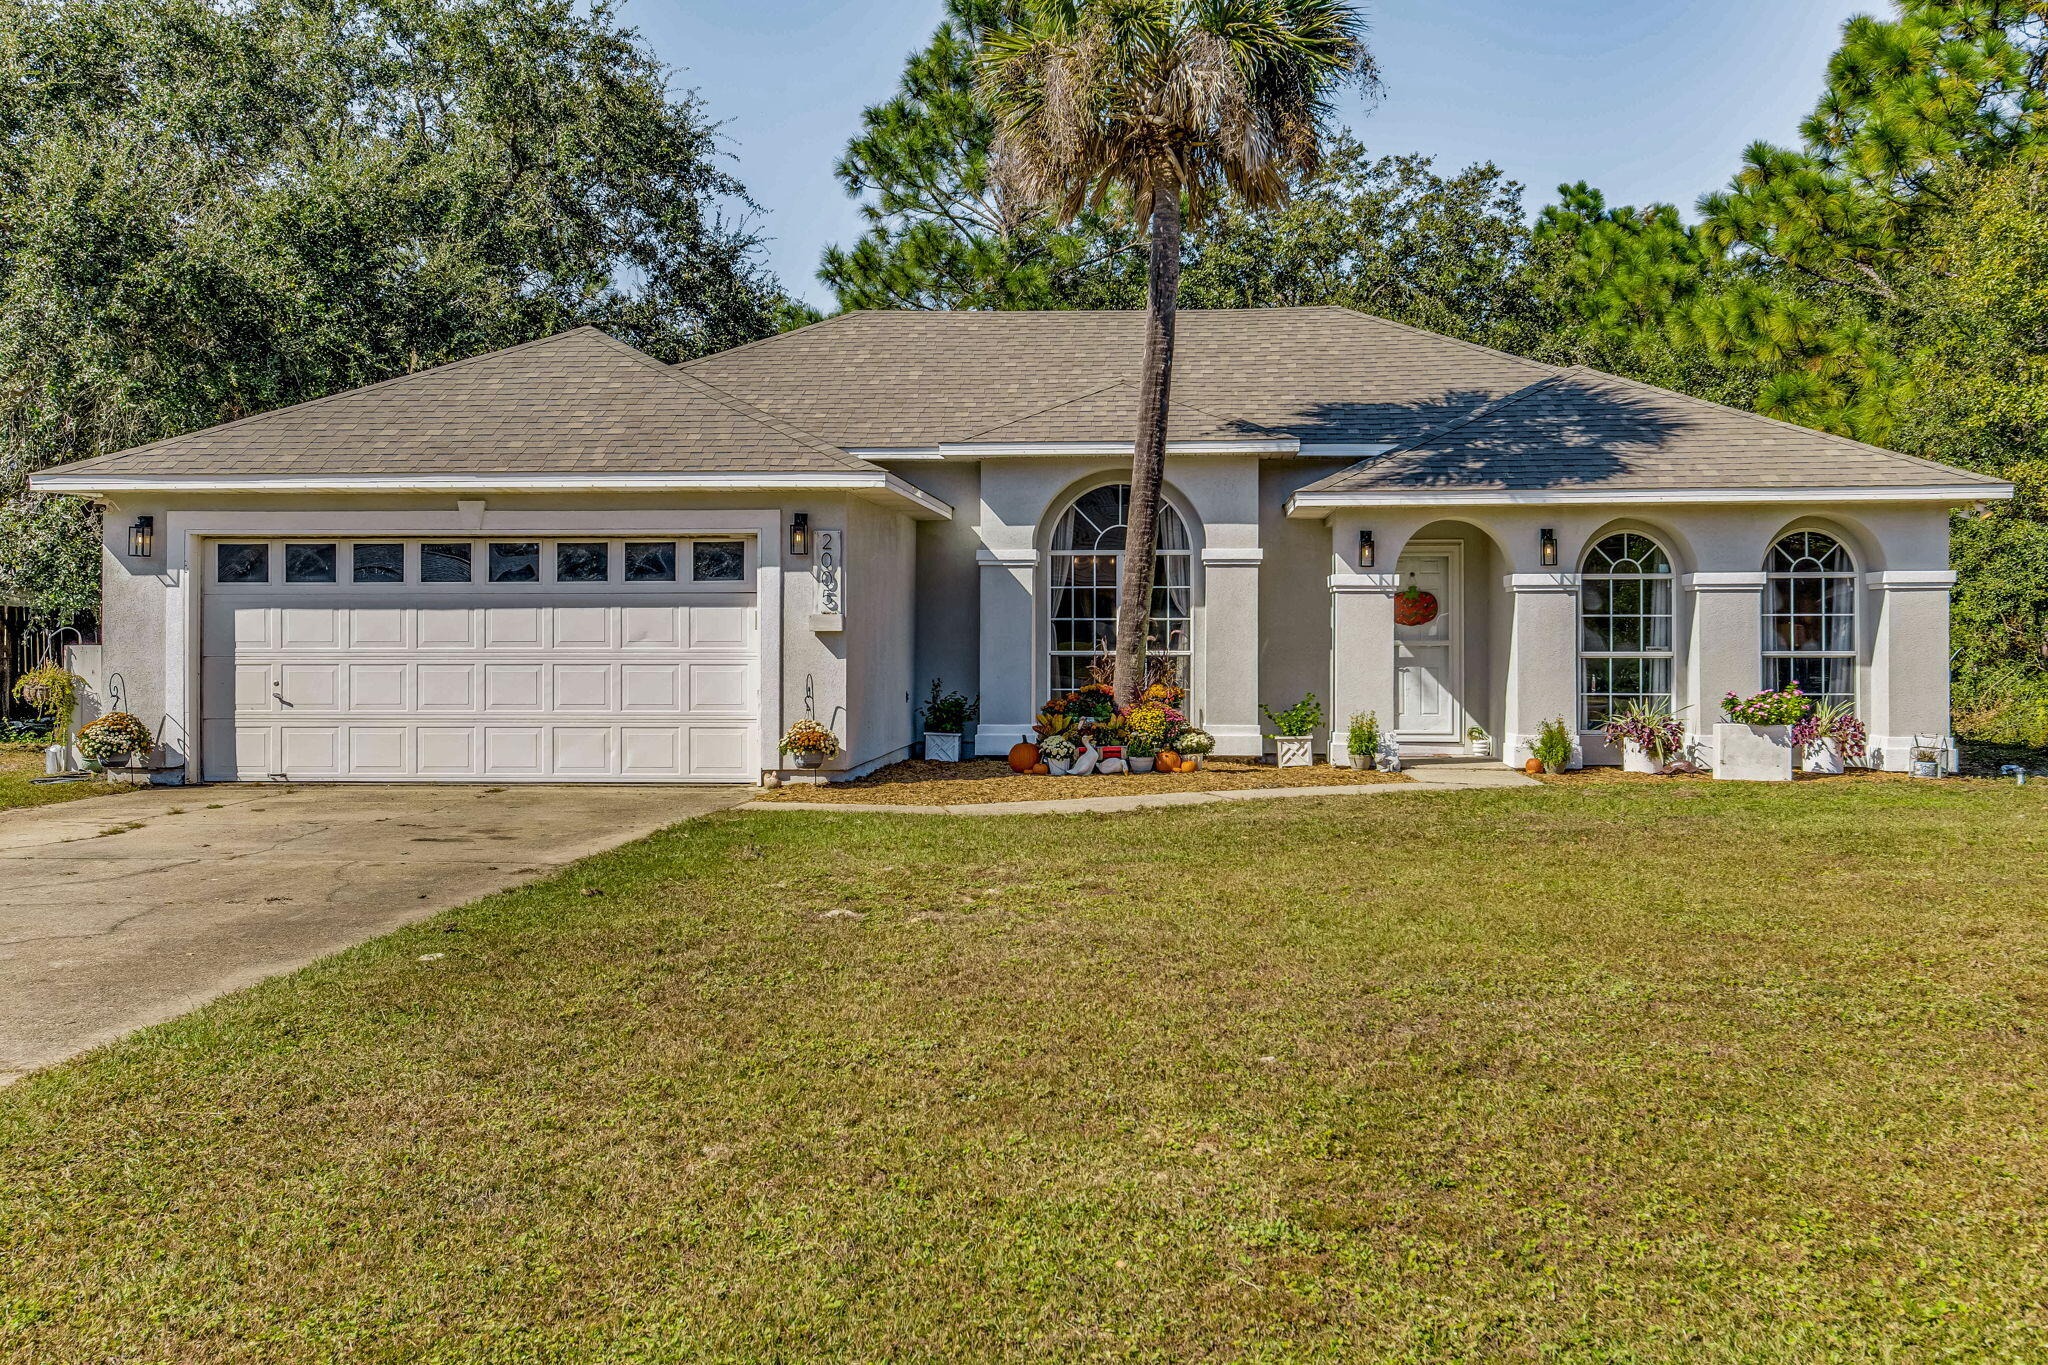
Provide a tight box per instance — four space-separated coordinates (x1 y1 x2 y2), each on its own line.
1555 365 2008 482
82 327 617 472
674 310 874 372
956 377 1133 441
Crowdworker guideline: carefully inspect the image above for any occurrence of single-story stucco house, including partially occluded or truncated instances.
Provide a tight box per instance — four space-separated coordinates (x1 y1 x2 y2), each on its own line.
31 307 2013 783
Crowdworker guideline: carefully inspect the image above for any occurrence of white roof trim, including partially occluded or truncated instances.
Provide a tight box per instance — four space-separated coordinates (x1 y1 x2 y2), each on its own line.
31 470 955 519
938 438 1299 457
1287 483 2013 515
1299 443 1397 458
847 446 945 461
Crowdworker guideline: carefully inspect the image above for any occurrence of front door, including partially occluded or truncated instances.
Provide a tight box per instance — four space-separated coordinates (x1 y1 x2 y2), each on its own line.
1394 547 1462 746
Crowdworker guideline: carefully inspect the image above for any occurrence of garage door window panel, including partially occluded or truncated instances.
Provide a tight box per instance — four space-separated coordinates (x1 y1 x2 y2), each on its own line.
556 542 609 583
421 543 473 583
489 543 539 583
625 542 677 583
286 544 337 584
217 543 269 584
352 543 406 583
691 540 746 583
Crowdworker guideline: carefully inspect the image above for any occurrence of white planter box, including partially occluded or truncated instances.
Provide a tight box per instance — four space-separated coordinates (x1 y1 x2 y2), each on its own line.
1805 741 1845 775
1622 747 1660 775
1272 735 1314 769
1713 723 1794 782
924 731 961 763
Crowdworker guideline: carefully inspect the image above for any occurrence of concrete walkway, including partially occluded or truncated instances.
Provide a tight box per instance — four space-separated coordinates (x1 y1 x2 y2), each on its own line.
0 783 744 1084
743 758 1541 816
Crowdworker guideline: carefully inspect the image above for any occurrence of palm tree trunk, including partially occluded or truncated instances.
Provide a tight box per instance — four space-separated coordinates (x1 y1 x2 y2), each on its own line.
1113 182 1182 710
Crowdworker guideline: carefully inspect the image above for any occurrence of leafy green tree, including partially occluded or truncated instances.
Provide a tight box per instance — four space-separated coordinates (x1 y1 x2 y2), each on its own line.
976 0 1375 707
0 0 798 623
822 0 1131 309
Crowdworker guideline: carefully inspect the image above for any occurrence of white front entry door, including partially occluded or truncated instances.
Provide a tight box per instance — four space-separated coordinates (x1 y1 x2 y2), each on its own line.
1394 547 1462 745
199 537 759 782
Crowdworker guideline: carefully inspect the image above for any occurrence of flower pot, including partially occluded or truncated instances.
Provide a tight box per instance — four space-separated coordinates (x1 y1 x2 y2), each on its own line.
1047 759 1071 776
1181 754 1204 771
1542 761 1564 775
1349 751 1372 770
1129 755 1156 773
924 731 961 763
1466 737 1493 758
1272 735 1313 769
1712 722 1794 782
1622 746 1660 775
792 751 825 769
1911 755 1941 779
1805 741 1845 775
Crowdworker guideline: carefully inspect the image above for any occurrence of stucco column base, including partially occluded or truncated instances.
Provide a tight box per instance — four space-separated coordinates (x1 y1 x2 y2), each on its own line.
1682 573 1767 769
1198 550 1262 755
1866 571 1958 773
1328 573 1400 764
975 546 1038 759
1503 573 1584 769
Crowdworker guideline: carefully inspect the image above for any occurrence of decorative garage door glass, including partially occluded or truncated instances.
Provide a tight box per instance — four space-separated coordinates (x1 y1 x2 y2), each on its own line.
1047 485 1193 693
1764 530 1856 709
201 537 758 783
1579 532 1675 728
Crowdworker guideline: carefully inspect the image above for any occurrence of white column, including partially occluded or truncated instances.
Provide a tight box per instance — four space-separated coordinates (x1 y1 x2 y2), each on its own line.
1199 547 1263 755
1865 570 1958 771
973 546 1038 755
1329 572 1401 763
1503 572 1582 768
1682 572 1767 764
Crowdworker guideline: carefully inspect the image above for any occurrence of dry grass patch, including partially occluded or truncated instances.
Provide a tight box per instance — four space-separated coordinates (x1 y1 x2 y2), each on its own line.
755 756 1408 804
4 781 2048 1361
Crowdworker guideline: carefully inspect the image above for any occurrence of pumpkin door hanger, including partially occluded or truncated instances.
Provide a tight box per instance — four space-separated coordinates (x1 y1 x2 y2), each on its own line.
1394 583 1439 627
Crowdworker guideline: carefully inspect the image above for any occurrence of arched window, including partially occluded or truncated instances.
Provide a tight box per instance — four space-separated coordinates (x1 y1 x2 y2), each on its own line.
1580 532 1675 727
1047 484 1193 694
1764 530 1855 708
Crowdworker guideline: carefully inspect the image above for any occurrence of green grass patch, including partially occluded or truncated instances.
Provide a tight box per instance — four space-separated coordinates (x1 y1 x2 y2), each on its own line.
4 782 2048 1360
0 746 125 813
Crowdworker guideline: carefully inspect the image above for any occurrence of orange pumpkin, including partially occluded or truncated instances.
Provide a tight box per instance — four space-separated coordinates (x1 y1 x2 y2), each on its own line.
1523 757 1544 775
1009 738 1041 773
1030 762 1050 775
1156 750 1182 773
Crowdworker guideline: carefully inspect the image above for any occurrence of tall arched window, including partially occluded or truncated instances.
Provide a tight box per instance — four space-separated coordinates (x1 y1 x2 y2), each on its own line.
1765 530 1856 708
1047 484 1193 693
1580 532 1675 727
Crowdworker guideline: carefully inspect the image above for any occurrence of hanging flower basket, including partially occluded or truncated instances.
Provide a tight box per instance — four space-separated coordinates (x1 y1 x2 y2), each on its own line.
1394 586 1439 627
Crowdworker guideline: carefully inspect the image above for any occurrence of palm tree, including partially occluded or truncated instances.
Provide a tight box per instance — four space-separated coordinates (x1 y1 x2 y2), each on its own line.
976 0 1375 707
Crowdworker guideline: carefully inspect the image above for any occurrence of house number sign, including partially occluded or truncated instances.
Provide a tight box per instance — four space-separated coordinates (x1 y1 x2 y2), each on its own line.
811 529 844 631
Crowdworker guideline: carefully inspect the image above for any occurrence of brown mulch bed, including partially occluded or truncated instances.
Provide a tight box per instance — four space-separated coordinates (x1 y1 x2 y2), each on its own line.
755 758 1410 805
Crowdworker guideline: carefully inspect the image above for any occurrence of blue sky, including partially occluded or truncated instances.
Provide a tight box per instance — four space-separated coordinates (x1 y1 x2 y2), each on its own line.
623 0 1879 308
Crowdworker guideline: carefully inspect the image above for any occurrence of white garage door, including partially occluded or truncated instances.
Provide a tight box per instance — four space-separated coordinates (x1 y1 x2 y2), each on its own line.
200 536 759 783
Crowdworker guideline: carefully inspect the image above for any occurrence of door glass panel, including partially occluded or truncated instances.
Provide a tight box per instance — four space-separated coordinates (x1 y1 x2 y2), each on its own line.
489 543 539 583
285 543 337 584
692 540 745 582
624 542 676 583
421 543 472 583
216 543 269 584
352 543 405 583
555 542 608 583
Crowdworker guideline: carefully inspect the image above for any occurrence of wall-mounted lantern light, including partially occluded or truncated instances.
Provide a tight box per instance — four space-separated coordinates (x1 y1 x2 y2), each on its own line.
128 515 154 559
1358 529 1375 569
1539 527 1559 568
789 511 810 558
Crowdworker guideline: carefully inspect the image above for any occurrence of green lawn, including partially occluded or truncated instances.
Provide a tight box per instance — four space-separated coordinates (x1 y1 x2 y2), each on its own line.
0 745 125 813
4 781 2047 1361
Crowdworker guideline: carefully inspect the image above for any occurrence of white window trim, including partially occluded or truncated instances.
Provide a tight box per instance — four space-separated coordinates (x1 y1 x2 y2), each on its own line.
1763 531 1858 706
1042 485 1198 699
1578 533 1677 729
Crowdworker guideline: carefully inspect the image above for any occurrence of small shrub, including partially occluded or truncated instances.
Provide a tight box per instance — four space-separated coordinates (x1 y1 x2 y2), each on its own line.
1261 693 1323 737
1533 717 1575 770
920 680 978 734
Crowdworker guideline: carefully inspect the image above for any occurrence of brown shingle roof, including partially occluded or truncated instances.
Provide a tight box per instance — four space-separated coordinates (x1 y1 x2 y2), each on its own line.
1297 368 2006 496
40 327 874 480
960 378 1282 444
681 307 1554 447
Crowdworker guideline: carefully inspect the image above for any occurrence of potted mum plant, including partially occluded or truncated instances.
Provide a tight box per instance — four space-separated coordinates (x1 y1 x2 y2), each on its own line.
779 719 841 770
1174 728 1214 770
1262 694 1322 768
1124 732 1158 773
920 679 977 763
1790 700 1867 774
1714 686 1810 782
75 712 155 775
1038 732 1080 776
1601 700 1686 774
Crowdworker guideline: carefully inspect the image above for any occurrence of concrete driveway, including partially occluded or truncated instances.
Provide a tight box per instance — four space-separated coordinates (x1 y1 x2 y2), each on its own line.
0 783 746 1084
